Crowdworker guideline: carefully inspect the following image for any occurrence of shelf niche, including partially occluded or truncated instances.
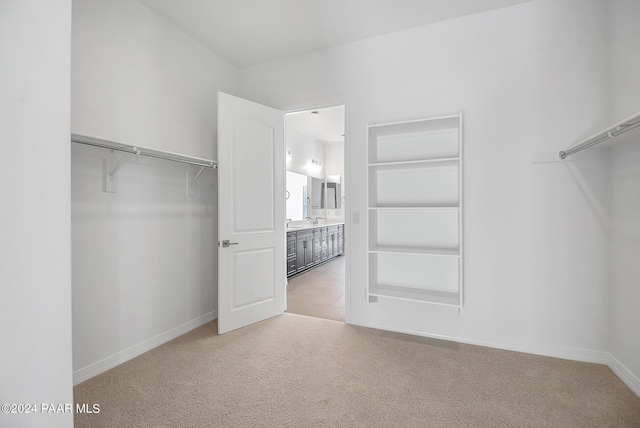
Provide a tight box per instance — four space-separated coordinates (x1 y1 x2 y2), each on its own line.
367 114 463 307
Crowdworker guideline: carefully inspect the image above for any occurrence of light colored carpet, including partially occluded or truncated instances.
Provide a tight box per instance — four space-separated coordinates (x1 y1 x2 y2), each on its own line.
74 314 640 427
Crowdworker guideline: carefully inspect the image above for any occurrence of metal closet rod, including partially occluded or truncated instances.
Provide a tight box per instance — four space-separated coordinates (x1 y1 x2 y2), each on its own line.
71 134 217 168
560 114 640 160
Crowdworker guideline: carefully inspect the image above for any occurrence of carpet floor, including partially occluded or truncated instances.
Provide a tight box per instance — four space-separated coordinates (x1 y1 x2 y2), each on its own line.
74 314 640 427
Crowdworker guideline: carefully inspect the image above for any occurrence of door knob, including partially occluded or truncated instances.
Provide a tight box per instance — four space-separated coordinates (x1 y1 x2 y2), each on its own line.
220 240 239 248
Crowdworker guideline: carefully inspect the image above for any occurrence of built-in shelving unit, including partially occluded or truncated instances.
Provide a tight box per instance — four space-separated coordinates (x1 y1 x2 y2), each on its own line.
367 114 463 307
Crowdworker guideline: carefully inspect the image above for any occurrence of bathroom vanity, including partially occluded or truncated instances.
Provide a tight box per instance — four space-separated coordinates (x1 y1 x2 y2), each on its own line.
286 223 344 277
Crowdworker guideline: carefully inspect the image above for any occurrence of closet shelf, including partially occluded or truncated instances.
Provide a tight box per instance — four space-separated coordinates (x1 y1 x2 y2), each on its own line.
71 133 216 195
71 133 217 168
368 205 459 210
369 283 461 307
368 246 460 257
368 157 459 168
560 111 640 159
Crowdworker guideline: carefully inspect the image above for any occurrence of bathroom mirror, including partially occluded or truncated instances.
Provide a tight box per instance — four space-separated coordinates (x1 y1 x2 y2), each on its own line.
323 175 341 209
286 171 308 221
286 172 331 221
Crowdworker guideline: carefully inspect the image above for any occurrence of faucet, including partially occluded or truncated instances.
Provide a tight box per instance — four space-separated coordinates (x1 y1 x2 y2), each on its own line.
313 217 323 225
305 217 312 221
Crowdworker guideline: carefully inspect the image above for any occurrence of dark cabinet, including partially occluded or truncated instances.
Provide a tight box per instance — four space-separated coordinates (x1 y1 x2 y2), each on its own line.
287 224 344 277
287 232 297 276
328 225 339 258
321 227 328 261
313 229 322 265
295 229 314 270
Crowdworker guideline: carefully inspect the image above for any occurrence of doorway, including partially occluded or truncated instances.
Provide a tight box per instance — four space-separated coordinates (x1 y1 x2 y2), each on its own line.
284 105 346 322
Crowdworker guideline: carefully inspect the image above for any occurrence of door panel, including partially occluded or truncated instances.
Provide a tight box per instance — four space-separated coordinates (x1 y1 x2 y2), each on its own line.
233 248 275 308
232 119 275 233
218 92 285 334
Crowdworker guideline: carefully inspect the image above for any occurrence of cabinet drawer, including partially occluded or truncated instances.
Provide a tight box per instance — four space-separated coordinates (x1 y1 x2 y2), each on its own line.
287 258 296 275
297 229 313 239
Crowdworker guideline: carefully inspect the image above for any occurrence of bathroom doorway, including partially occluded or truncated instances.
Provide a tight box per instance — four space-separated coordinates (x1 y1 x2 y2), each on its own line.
284 105 346 322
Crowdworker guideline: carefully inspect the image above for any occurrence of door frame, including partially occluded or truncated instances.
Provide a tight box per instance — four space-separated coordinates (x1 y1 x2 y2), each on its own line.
283 98 350 323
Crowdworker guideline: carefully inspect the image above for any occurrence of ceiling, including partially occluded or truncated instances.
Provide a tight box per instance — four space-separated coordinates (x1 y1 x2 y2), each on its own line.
286 105 345 143
138 0 534 68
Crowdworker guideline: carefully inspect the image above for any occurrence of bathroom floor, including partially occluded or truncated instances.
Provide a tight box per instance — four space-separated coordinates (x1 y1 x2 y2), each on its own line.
286 256 345 322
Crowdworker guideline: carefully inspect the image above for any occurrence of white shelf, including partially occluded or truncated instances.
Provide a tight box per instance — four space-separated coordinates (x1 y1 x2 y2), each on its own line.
368 246 459 257
368 114 461 130
368 205 459 210
71 133 216 168
367 113 463 307
71 133 216 195
369 117 460 164
368 157 459 168
368 160 459 208
369 209 459 250
369 283 460 307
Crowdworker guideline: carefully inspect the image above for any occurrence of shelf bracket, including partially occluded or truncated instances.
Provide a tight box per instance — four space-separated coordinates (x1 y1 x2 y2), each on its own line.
187 166 205 197
104 147 140 193
105 151 125 193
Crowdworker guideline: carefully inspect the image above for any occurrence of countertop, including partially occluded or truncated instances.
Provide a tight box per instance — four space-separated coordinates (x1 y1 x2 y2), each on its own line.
286 221 344 232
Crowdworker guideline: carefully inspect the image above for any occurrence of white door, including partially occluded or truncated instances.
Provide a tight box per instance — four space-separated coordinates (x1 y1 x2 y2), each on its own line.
217 92 285 334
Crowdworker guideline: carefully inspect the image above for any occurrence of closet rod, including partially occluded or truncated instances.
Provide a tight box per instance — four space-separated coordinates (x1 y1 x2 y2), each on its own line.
71 134 217 168
560 113 640 159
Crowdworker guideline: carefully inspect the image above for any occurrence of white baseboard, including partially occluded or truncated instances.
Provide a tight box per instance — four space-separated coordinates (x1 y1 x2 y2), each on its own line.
608 353 640 397
352 319 640 397
73 310 217 385
350 319 609 363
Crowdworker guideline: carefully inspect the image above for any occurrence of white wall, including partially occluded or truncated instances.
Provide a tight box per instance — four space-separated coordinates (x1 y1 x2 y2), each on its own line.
285 125 326 179
0 1 74 427
609 140 640 393
608 0 640 124
71 0 238 382
240 0 612 362
607 0 640 395
72 0 237 159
